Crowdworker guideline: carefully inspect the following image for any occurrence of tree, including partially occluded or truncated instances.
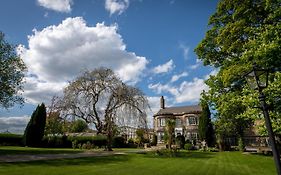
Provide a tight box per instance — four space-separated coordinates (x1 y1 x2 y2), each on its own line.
0 31 26 108
45 96 64 135
195 0 281 139
165 119 175 150
69 119 88 133
136 128 145 147
59 68 149 151
45 111 64 135
198 99 214 146
23 103 46 147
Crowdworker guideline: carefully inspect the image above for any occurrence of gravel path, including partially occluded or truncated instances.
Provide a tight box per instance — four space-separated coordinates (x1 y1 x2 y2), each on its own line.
0 151 126 163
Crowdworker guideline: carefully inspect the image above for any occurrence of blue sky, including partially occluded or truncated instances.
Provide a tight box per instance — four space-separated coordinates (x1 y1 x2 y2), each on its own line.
0 0 218 133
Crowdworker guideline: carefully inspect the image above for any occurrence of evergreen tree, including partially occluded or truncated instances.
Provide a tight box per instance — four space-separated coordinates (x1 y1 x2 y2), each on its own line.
23 103 46 147
198 100 214 146
165 119 176 150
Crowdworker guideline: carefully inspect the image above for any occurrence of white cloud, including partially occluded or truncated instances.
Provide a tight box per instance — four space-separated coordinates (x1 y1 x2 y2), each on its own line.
146 96 160 127
179 43 189 60
152 59 175 74
105 0 129 15
170 71 188 82
0 116 30 134
204 69 219 79
148 83 178 97
175 78 208 103
190 63 200 70
23 76 67 104
189 59 202 70
149 78 208 104
37 0 73 13
19 17 148 104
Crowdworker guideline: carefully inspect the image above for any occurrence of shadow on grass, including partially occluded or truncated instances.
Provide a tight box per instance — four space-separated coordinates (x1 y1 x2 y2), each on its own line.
0 154 130 167
143 150 216 159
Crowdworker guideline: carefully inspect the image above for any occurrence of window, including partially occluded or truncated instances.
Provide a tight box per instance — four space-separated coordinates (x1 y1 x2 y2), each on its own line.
186 132 198 140
157 132 164 142
191 132 198 140
176 118 182 127
187 116 198 125
158 118 166 127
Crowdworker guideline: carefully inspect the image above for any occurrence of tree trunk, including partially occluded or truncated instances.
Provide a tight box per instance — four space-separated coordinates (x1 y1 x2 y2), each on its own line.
105 134 113 151
105 115 113 151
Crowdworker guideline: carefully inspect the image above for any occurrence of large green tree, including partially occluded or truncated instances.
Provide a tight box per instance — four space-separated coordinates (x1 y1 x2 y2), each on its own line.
195 0 281 138
0 31 26 108
23 103 47 147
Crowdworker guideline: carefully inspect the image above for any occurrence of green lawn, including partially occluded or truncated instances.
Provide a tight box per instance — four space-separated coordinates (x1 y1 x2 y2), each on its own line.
0 147 277 175
0 146 84 155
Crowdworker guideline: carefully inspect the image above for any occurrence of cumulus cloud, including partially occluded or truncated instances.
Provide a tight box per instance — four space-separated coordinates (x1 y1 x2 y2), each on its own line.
149 77 208 104
148 83 178 97
0 116 30 134
152 59 175 74
37 0 73 13
23 76 67 104
174 78 208 103
105 0 129 15
19 17 148 104
149 69 219 104
170 71 188 82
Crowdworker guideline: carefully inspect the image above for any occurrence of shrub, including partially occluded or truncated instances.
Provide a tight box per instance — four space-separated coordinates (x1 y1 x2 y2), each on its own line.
42 136 72 148
0 133 23 146
72 140 78 149
68 135 107 148
154 149 178 157
127 138 137 148
151 134 157 146
112 136 126 148
176 135 185 149
82 141 93 150
184 143 193 150
208 147 219 152
92 135 107 148
238 137 245 151
185 139 191 144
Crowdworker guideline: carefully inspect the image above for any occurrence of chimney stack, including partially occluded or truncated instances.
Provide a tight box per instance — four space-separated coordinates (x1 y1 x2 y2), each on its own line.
160 96 165 109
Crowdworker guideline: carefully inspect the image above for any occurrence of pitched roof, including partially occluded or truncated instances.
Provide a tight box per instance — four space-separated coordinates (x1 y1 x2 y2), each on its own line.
154 105 202 117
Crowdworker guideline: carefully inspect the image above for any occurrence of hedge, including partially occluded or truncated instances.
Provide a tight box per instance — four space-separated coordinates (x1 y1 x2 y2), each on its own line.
0 133 23 146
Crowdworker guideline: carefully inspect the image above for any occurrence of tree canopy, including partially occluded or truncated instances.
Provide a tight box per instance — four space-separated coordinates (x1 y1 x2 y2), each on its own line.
58 67 149 150
23 103 46 147
0 31 26 108
198 98 214 146
195 0 281 137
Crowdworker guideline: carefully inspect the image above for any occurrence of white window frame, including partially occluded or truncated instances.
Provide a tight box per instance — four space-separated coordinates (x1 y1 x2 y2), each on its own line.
160 118 166 127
